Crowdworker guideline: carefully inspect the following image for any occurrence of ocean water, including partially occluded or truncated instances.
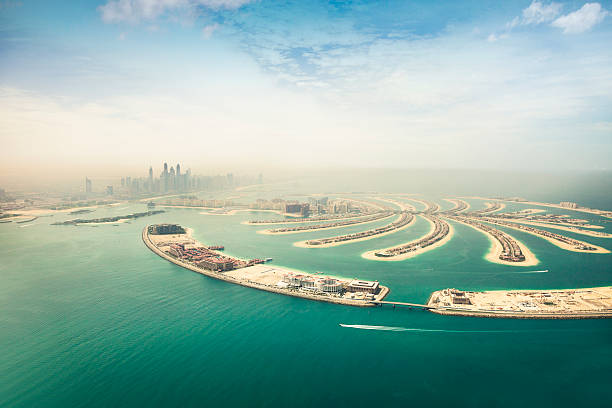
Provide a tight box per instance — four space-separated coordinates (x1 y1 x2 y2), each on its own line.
1 199 611 407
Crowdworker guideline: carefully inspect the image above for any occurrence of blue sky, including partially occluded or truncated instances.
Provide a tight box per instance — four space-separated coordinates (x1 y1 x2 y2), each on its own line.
1 0 611 178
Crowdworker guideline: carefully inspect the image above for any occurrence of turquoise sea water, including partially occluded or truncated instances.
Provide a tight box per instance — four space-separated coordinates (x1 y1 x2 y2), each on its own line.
1 198 612 407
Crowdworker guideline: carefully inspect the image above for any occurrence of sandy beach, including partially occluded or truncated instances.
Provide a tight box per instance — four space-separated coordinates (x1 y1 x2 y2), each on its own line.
371 197 415 211
361 216 454 261
142 226 389 307
400 198 432 212
443 198 470 213
466 196 612 219
2 203 112 218
293 213 416 248
258 213 395 235
447 217 539 266
498 218 612 238
241 213 375 225
490 202 506 213
428 286 612 319
480 219 610 254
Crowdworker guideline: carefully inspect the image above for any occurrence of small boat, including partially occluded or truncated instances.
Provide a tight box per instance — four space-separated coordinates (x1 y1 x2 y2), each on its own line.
264 257 273 262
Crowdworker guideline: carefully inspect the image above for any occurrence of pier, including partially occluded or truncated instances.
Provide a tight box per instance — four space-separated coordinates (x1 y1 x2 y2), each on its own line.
370 300 433 309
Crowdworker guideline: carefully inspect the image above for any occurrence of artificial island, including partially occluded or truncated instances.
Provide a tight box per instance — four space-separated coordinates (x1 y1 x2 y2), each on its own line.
143 224 389 307
143 220 612 318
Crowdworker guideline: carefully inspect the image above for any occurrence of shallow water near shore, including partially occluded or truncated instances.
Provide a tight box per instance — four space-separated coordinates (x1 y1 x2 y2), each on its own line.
1 199 612 407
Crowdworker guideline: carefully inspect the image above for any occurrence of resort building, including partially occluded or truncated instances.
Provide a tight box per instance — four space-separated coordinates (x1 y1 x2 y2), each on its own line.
281 273 344 294
149 224 185 235
347 280 380 294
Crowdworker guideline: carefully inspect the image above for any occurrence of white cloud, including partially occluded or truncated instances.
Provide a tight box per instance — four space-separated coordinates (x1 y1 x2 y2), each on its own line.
521 1 563 25
551 3 609 33
493 2 561 43
98 0 253 24
201 23 219 38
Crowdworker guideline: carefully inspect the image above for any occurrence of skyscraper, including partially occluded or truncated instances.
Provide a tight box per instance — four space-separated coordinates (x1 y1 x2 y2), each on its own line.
85 177 92 193
148 166 153 192
169 166 176 191
162 162 169 193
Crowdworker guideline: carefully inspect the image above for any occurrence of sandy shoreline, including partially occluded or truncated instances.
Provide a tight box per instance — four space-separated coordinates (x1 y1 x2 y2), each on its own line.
447 217 539 266
465 196 612 219
371 197 415 211
490 202 506 213
443 198 470 213
400 198 432 212
142 227 388 307
293 214 416 248
2 203 117 218
361 216 454 261
428 286 612 319
497 218 611 237
480 219 610 254
241 213 370 225
158 205 303 218
257 213 395 235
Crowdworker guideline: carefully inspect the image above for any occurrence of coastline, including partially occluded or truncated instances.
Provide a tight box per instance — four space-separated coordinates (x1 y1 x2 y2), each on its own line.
257 213 395 235
480 219 610 254
443 198 471 213
142 226 388 307
495 218 612 238
293 213 416 248
361 216 454 261
427 286 612 319
465 196 612 219
446 216 539 266
241 213 369 225
371 197 415 211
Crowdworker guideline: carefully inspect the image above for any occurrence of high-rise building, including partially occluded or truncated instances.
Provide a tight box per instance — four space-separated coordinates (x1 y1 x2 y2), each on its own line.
162 162 169 193
105 185 113 195
85 177 92 193
148 166 153 192
169 166 176 191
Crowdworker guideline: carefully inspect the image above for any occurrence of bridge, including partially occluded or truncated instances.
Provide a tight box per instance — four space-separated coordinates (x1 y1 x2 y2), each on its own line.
370 300 434 310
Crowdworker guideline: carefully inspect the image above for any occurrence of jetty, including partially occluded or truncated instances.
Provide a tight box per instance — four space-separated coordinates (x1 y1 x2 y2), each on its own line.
370 300 433 309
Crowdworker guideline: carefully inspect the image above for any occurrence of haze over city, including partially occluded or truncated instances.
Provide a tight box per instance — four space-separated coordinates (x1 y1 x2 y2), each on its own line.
1 2 612 408
2 0 611 186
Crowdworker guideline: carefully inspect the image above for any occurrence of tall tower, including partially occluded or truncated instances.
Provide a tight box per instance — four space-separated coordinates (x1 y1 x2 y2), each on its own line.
176 163 181 176
162 162 169 193
85 177 92 193
169 166 175 191
148 166 153 192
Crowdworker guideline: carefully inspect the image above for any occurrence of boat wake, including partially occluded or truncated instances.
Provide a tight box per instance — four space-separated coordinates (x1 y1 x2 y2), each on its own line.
339 324 526 333
515 269 549 274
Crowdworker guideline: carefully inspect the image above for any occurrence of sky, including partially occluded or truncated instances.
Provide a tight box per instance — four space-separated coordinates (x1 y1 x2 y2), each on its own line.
0 0 611 183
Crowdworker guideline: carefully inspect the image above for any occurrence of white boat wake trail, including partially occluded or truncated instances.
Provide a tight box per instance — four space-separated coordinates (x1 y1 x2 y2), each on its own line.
514 269 549 274
339 324 527 333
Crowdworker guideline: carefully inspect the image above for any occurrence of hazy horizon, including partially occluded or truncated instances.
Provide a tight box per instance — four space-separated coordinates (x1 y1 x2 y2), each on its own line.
2 0 611 176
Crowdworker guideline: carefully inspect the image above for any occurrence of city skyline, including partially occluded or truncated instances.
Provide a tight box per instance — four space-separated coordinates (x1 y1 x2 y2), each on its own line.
1 0 611 178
